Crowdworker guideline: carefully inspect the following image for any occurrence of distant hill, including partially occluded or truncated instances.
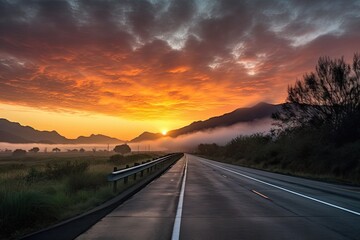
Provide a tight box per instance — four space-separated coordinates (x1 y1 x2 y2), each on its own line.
0 119 68 143
168 102 280 137
71 134 123 144
130 132 163 143
131 102 281 142
0 130 30 143
0 118 124 144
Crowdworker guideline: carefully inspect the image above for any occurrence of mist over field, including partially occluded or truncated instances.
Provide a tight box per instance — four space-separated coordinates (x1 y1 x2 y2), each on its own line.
0 143 115 152
128 118 274 152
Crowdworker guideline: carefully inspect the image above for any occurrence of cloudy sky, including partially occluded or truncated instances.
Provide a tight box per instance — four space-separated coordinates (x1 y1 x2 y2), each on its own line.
1 0 359 139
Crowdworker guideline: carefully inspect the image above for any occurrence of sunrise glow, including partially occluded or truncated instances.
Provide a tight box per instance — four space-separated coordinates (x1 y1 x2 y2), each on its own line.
0 0 359 140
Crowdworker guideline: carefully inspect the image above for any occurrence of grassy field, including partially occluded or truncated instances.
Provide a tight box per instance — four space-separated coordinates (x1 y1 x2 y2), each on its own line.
0 151 162 239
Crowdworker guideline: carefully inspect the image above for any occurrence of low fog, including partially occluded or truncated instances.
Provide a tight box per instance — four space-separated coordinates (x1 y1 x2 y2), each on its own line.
0 118 274 153
128 118 274 152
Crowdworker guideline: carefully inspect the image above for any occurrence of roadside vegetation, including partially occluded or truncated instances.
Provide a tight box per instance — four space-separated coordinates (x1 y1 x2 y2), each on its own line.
0 151 161 239
198 53 360 185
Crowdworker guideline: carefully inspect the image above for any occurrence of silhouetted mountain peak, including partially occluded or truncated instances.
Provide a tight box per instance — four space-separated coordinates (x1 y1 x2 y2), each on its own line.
130 131 163 142
0 118 123 144
131 102 282 142
253 102 272 107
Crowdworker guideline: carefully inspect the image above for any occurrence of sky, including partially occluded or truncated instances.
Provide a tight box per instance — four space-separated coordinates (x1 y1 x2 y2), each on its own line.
1 0 360 140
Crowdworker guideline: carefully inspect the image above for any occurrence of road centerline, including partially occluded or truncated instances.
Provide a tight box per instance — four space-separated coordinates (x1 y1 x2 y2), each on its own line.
171 157 188 240
251 190 270 200
202 159 360 216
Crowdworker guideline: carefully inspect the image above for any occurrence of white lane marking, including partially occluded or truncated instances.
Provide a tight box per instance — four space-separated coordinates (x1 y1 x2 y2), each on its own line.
251 190 270 200
203 160 360 216
171 158 188 240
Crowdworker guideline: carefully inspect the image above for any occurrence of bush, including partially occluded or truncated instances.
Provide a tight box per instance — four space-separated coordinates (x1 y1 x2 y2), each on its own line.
225 134 271 160
29 147 40 153
113 144 131 154
12 149 26 157
198 143 224 157
52 147 61 152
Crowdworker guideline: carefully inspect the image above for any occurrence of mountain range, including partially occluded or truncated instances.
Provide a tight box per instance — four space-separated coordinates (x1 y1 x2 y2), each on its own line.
0 119 124 144
130 102 281 142
0 102 281 144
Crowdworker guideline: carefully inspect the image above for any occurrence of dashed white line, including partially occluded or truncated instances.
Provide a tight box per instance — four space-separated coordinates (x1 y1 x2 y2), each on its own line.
171 158 188 240
203 160 360 216
252 190 270 200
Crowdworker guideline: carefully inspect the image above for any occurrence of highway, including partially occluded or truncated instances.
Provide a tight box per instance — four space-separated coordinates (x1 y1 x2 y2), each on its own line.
78 154 360 240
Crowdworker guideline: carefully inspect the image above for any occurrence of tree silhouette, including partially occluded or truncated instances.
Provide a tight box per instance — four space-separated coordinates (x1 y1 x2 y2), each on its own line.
29 147 40 153
273 53 360 142
113 144 131 154
52 147 61 152
12 149 26 157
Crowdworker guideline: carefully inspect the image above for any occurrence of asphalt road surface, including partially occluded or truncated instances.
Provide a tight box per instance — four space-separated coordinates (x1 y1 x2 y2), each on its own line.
78 154 360 240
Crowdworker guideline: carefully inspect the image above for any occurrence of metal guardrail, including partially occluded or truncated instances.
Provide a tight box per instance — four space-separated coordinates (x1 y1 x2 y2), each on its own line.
107 153 183 192
21 153 183 240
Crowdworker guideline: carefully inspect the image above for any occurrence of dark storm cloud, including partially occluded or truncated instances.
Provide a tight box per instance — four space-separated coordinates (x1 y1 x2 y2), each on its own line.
0 0 359 119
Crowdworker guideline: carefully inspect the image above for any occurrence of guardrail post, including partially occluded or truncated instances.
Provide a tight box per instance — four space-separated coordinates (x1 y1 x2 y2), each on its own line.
124 165 129 184
134 163 139 180
113 167 118 193
141 162 144 177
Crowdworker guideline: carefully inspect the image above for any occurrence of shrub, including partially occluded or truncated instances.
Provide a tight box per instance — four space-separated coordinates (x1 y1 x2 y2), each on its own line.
29 147 40 153
52 147 61 152
225 134 271 160
113 144 131 154
12 149 26 157
198 143 224 157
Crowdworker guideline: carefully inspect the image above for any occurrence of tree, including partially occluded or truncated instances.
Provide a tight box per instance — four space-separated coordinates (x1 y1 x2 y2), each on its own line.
52 147 61 152
113 144 131 154
273 53 360 142
29 147 40 153
12 149 26 157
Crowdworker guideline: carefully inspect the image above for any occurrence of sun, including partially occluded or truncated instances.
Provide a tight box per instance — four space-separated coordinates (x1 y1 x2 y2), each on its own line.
161 130 167 136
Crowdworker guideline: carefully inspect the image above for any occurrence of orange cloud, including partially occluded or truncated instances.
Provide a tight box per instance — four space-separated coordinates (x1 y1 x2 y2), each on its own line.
0 0 359 139
168 66 190 73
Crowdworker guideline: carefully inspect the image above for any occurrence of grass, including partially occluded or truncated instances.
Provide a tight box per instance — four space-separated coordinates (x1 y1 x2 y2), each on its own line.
0 151 162 239
0 190 58 237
